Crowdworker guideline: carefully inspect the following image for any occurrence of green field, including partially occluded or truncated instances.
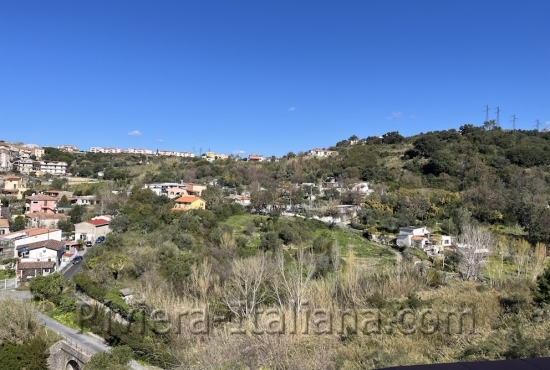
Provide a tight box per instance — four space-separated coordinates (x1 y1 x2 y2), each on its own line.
222 214 397 270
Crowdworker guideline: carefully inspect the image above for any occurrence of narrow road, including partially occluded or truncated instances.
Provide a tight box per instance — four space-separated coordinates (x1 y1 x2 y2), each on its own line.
37 311 110 354
63 261 82 281
1 290 150 370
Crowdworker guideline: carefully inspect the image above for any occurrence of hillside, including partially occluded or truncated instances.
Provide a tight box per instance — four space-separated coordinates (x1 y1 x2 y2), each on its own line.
5 123 550 369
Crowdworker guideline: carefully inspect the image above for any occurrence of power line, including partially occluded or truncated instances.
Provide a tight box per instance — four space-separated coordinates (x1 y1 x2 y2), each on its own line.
535 119 541 131
511 115 518 145
495 107 501 126
484 105 490 123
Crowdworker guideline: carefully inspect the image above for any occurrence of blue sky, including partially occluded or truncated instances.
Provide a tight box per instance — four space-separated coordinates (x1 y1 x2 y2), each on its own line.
1 1 549 157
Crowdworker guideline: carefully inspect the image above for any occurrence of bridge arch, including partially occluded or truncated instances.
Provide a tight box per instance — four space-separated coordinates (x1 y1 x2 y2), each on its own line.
66 359 81 370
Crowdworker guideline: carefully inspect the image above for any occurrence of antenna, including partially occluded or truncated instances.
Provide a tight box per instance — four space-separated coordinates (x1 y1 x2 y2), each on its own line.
495 107 501 126
485 105 490 123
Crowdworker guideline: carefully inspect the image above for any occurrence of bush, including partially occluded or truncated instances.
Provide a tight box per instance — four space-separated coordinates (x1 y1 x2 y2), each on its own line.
57 295 77 313
29 273 63 302
74 273 108 302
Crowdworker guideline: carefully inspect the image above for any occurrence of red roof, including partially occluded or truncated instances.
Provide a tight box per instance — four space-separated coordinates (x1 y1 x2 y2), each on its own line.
412 236 425 241
87 219 110 226
5 177 21 181
175 195 201 203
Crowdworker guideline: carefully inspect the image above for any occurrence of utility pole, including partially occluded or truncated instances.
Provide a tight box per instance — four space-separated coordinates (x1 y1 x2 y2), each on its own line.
495 106 501 127
485 105 490 123
511 115 518 144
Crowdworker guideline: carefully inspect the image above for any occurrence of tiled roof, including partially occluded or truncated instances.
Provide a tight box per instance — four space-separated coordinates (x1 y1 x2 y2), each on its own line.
25 194 58 201
87 219 110 226
16 239 65 252
5 177 21 181
175 196 201 203
18 261 56 270
0 228 59 239
25 212 67 219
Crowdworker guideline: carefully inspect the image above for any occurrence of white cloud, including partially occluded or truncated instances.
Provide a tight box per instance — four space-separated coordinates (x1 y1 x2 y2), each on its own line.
128 130 142 136
232 150 246 155
386 112 403 120
288 107 296 112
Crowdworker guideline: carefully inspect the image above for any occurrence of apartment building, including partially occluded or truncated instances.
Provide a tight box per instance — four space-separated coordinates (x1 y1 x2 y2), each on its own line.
32 160 67 175
157 150 195 157
57 145 79 153
126 148 153 155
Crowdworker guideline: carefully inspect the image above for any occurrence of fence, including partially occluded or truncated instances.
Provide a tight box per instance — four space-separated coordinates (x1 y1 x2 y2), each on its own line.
0 278 19 290
60 334 95 357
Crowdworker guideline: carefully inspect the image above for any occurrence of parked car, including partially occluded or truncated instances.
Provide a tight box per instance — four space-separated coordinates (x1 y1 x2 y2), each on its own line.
72 255 83 264
86 240 93 247
96 236 106 244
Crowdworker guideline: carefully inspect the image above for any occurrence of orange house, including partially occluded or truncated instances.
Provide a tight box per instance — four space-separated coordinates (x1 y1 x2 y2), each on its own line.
172 196 206 211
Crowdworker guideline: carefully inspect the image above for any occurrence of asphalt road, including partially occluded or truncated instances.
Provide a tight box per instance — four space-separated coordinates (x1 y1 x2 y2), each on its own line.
63 260 83 281
38 311 110 354
1 289 151 369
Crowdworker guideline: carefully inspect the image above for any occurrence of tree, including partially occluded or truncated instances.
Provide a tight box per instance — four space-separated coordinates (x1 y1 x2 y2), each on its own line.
221 254 272 319
58 195 70 207
50 177 68 190
10 215 26 232
29 273 63 302
69 205 85 224
84 345 133 370
381 131 404 144
273 247 316 313
531 243 547 282
57 218 74 233
458 224 494 281
533 264 550 305
110 215 130 233
259 231 282 252
201 185 223 210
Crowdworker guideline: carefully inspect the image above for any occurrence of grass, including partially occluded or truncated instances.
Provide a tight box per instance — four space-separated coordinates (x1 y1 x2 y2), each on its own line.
47 308 89 332
220 214 397 271
224 213 258 232
0 270 15 280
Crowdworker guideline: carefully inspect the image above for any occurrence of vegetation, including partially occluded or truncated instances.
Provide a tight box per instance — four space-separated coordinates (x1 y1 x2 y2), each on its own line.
84 345 133 370
5 123 550 368
0 298 53 370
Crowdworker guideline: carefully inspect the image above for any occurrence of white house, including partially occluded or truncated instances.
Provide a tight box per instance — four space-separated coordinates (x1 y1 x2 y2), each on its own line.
229 195 251 207
32 161 67 176
396 226 430 248
89 147 123 154
126 148 153 155
25 212 68 228
0 228 62 258
350 182 373 197
16 239 65 270
308 149 338 157
143 183 185 197
75 217 111 242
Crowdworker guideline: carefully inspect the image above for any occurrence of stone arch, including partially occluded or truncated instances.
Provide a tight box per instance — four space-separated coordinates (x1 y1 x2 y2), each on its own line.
66 359 81 370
